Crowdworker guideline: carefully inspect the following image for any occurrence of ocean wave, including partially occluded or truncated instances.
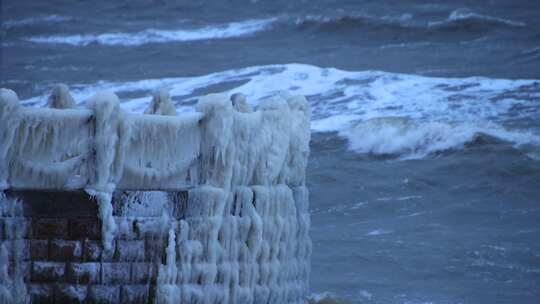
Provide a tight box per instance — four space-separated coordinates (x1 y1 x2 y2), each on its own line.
22 63 540 159
292 13 414 31
2 15 71 29
25 17 277 46
292 9 524 32
339 117 540 159
428 9 526 29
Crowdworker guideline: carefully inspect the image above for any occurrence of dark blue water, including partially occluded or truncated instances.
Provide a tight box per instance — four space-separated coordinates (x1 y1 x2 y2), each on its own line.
2 1 540 303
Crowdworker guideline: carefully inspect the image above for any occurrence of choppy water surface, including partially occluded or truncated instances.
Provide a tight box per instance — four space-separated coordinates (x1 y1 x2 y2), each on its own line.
2 0 540 303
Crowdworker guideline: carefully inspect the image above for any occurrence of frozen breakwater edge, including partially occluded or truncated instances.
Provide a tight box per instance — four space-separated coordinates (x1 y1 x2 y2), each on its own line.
0 87 312 303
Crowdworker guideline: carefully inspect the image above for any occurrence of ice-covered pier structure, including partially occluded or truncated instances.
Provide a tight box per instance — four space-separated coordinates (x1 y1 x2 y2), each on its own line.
0 86 311 303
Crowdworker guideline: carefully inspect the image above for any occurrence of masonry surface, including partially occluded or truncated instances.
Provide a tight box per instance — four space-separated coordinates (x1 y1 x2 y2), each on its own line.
2 190 185 303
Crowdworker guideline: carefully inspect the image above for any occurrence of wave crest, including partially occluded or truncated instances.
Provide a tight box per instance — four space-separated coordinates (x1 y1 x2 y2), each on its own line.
340 117 539 159
25 18 277 46
428 9 525 29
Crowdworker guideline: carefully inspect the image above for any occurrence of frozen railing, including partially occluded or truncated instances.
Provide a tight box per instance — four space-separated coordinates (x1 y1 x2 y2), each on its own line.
0 86 311 192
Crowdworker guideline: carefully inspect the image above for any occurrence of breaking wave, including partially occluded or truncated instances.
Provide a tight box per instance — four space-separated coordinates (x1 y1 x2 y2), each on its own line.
21 63 540 160
428 9 526 29
339 117 540 159
25 18 278 46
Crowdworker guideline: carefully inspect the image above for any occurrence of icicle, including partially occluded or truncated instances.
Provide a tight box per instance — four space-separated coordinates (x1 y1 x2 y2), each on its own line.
0 194 29 303
85 91 129 250
156 225 181 304
118 113 201 189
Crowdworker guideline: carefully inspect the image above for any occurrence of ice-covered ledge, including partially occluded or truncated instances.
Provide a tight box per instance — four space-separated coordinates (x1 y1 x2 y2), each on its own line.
0 88 310 192
0 86 312 303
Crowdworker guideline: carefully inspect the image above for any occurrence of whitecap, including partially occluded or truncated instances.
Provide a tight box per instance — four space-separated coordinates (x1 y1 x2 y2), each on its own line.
428 9 526 28
25 18 278 46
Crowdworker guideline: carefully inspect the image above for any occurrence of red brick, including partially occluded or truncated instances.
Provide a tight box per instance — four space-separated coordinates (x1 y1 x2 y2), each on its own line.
131 262 157 284
28 284 54 304
87 285 120 304
83 240 102 262
34 218 68 238
115 240 145 262
69 217 100 240
83 239 116 262
31 240 49 260
32 261 66 282
67 262 101 284
121 285 149 304
101 262 130 284
50 240 82 261
55 284 87 303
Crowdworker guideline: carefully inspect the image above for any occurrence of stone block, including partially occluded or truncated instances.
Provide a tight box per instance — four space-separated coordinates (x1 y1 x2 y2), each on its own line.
28 284 55 304
69 217 100 240
67 262 101 284
83 240 102 261
50 240 82 261
34 218 68 239
131 262 157 284
55 284 87 303
87 285 120 304
101 262 130 284
115 218 135 240
145 238 166 262
115 240 145 262
134 218 168 238
32 261 65 282
121 285 149 304
31 239 49 260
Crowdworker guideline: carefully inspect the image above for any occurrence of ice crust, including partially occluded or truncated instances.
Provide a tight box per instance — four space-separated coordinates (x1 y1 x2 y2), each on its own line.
0 194 28 303
0 85 311 303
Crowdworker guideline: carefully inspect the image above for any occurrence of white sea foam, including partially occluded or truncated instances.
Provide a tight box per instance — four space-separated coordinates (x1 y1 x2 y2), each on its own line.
25 18 277 46
22 63 540 159
428 9 526 28
340 118 540 159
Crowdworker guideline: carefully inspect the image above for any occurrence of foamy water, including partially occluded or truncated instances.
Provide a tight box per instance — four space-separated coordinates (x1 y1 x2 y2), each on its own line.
22 63 540 160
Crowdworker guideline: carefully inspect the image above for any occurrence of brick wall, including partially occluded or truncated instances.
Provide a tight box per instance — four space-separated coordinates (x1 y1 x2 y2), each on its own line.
1 190 181 303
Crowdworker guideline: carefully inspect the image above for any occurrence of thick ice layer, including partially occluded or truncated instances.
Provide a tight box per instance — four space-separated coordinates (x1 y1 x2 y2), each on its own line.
197 93 310 188
1 87 312 302
1 89 93 189
0 194 28 303
119 112 202 189
155 185 311 304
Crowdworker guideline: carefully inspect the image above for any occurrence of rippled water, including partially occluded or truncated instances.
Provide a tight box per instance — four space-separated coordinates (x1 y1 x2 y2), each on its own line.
2 0 540 303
